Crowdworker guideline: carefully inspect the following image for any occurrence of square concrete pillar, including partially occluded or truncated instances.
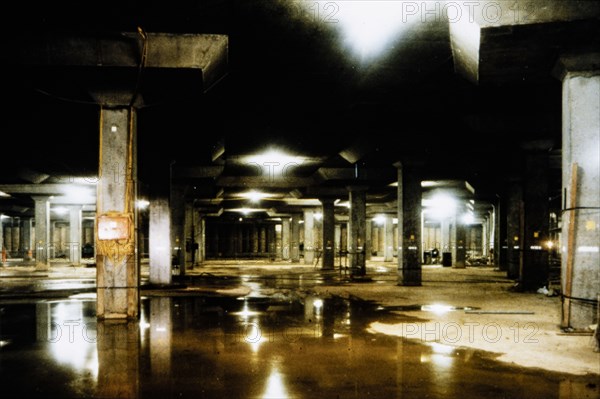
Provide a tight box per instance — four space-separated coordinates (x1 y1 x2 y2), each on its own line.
150 197 172 285
555 54 600 329
347 186 367 276
282 218 291 260
33 196 50 269
303 209 315 264
96 107 138 319
290 214 301 262
320 199 335 270
384 214 394 262
69 206 82 266
396 163 421 286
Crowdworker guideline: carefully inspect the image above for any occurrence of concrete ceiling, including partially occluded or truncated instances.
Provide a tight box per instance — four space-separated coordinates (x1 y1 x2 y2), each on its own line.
0 0 598 219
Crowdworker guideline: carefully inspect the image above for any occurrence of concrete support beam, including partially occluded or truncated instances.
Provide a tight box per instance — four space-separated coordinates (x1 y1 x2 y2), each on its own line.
506 181 523 280
303 209 315 264
33 196 50 268
522 153 550 289
396 164 421 286
149 198 172 285
348 187 367 276
384 214 394 262
555 54 600 329
69 206 82 266
290 214 301 263
320 199 335 270
96 107 138 319
282 218 290 260
184 202 194 270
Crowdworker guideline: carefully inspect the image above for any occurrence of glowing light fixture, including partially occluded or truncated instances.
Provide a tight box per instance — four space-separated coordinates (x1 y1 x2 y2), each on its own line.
0 191 10 197
243 148 304 168
462 212 475 225
52 207 68 215
323 0 420 61
136 199 150 209
240 190 271 203
314 212 323 221
373 214 385 225
423 194 456 220
62 186 95 203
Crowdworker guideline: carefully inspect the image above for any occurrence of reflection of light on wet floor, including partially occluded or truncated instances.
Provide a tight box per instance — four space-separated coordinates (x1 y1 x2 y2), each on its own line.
421 304 455 314
69 293 97 299
47 300 98 380
262 366 289 399
421 343 455 368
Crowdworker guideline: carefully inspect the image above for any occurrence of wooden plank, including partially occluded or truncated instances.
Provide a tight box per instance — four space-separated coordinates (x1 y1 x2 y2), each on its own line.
561 163 578 328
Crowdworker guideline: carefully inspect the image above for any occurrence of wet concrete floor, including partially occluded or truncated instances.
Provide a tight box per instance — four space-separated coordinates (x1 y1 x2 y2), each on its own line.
0 274 599 399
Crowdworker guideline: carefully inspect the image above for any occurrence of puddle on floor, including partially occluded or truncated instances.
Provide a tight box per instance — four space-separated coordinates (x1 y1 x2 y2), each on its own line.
0 294 598 399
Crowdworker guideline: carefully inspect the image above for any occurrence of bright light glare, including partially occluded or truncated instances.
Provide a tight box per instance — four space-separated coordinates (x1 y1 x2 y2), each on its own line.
262 367 289 399
0 191 10 197
244 149 304 168
325 1 419 61
136 199 150 209
240 191 271 203
462 212 475 225
423 195 456 220
545 241 554 249
313 299 323 309
373 215 385 225
421 304 454 314
52 207 68 215
314 212 323 221
63 186 95 203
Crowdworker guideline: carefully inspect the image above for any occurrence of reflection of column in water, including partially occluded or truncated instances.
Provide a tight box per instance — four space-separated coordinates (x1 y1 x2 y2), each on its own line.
97 321 139 399
150 297 172 393
36 302 51 342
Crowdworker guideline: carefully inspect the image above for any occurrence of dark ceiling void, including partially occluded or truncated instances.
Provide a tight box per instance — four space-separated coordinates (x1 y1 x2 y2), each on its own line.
0 0 597 219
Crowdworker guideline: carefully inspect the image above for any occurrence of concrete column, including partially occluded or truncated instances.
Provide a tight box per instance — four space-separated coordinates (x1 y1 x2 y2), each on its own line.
365 219 372 260
384 214 394 262
21 218 32 260
259 226 266 254
372 224 380 255
198 216 205 263
251 225 258 254
184 202 194 269
303 209 315 264
170 184 185 276
440 217 451 254
334 224 341 253
321 199 335 270
482 217 489 259
96 107 138 319
150 198 172 285
494 202 503 269
522 152 549 289
290 214 301 263
396 163 421 285
33 196 50 268
69 206 82 266
11 219 20 257
555 54 600 329
506 181 523 280
282 218 290 260
0 216 3 263
348 186 367 276
4 224 12 254
275 223 282 259
453 214 467 269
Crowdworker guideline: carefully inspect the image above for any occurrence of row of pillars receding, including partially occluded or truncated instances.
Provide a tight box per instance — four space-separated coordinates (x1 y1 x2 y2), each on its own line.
95 55 598 330
1 205 91 266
